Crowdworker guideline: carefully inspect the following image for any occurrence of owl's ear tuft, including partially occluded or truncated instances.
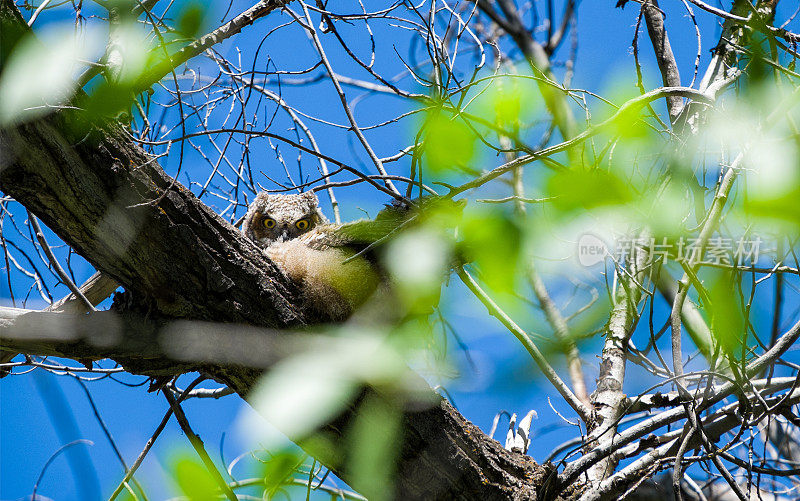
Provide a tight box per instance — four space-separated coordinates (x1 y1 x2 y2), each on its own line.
253 191 271 204
301 191 318 203
242 191 270 239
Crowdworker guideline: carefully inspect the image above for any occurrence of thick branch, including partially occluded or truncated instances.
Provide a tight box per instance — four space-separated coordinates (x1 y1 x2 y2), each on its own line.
585 242 648 485
584 385 800 500
558 317 800 492
0 306 558 499
0 112 554 501
641 0 683 125
0 115 303 325
0 3 556 497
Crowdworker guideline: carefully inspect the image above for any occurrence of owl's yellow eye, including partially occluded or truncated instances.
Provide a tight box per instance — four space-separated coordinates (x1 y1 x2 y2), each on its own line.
295 219 310 230
263 218 276 229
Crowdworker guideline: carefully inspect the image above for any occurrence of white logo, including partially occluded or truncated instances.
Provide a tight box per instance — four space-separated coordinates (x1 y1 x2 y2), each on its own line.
577 233 608 267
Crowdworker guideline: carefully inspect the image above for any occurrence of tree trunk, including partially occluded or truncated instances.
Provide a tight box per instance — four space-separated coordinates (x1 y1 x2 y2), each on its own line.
0 2 565 498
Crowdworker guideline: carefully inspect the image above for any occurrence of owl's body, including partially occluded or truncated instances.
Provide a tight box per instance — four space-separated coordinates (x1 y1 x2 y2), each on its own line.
242 191 382 321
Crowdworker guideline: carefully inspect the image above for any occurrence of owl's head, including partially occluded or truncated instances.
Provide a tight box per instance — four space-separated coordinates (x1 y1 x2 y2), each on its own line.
242 191 329 248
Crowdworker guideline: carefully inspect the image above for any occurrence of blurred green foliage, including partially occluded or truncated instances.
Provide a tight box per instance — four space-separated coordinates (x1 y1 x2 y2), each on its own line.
261 449 305 498
346 397 401 501
175 1 209 40
458 207 521 294
481 74 539 130
423 109 476 174
170 454 219 501
704 270 747 362
0 24 104 125
0 0 210 127
548 169 634 211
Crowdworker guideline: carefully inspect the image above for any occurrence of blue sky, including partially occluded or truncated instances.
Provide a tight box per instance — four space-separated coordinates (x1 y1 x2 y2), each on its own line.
3 1 800 500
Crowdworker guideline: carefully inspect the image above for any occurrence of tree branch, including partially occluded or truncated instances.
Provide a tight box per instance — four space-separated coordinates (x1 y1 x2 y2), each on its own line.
0 3 556 497
78 0 289 92
641 0 683 125
457 266 592 423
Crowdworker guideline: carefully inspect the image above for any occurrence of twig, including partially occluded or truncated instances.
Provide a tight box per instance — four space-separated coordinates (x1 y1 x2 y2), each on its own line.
528 262 589 407
456 266 592 423
107 378 205 501
163 389 238 501
296 3 401 196
32 439 94 501
27 212 95 312
448 86 714 197
73 376 149 501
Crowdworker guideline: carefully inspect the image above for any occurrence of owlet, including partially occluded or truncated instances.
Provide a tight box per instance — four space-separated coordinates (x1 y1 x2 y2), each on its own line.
242 191 381 321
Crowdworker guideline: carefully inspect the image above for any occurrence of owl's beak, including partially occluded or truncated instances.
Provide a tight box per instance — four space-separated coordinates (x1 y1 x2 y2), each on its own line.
276 226 290 243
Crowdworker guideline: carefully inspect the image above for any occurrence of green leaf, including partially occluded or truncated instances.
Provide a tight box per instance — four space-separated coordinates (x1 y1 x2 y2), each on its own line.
176 2 208 39
745 187 800 228
82 82 137 119
383 228 452 314
704 270 746 361
106 21 155 84
459 208 521 293
547 169 633 211
487 75 538 128
171 455 219 501
248 333 408 446
250 354 358 444
78 20 156 119
261 449 304 497
346 397 401 501
423 111 476 173
0 25 104 125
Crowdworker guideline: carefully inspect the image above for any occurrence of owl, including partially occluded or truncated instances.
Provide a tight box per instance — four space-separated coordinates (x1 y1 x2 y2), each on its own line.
242 191 382 322
242 191 329 247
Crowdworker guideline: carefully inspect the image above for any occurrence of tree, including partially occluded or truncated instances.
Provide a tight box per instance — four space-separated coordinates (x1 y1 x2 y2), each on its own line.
1 0 799 500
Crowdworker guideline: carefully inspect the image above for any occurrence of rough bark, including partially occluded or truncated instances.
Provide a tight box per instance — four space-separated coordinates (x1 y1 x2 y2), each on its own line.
0 3 559 498
0 116 305 325
0 306 566 499
585 240 649 484
641 0 683 124
0 100 554 501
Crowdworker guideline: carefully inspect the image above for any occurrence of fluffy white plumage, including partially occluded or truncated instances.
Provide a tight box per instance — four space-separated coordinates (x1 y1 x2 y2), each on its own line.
242 191 380 321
